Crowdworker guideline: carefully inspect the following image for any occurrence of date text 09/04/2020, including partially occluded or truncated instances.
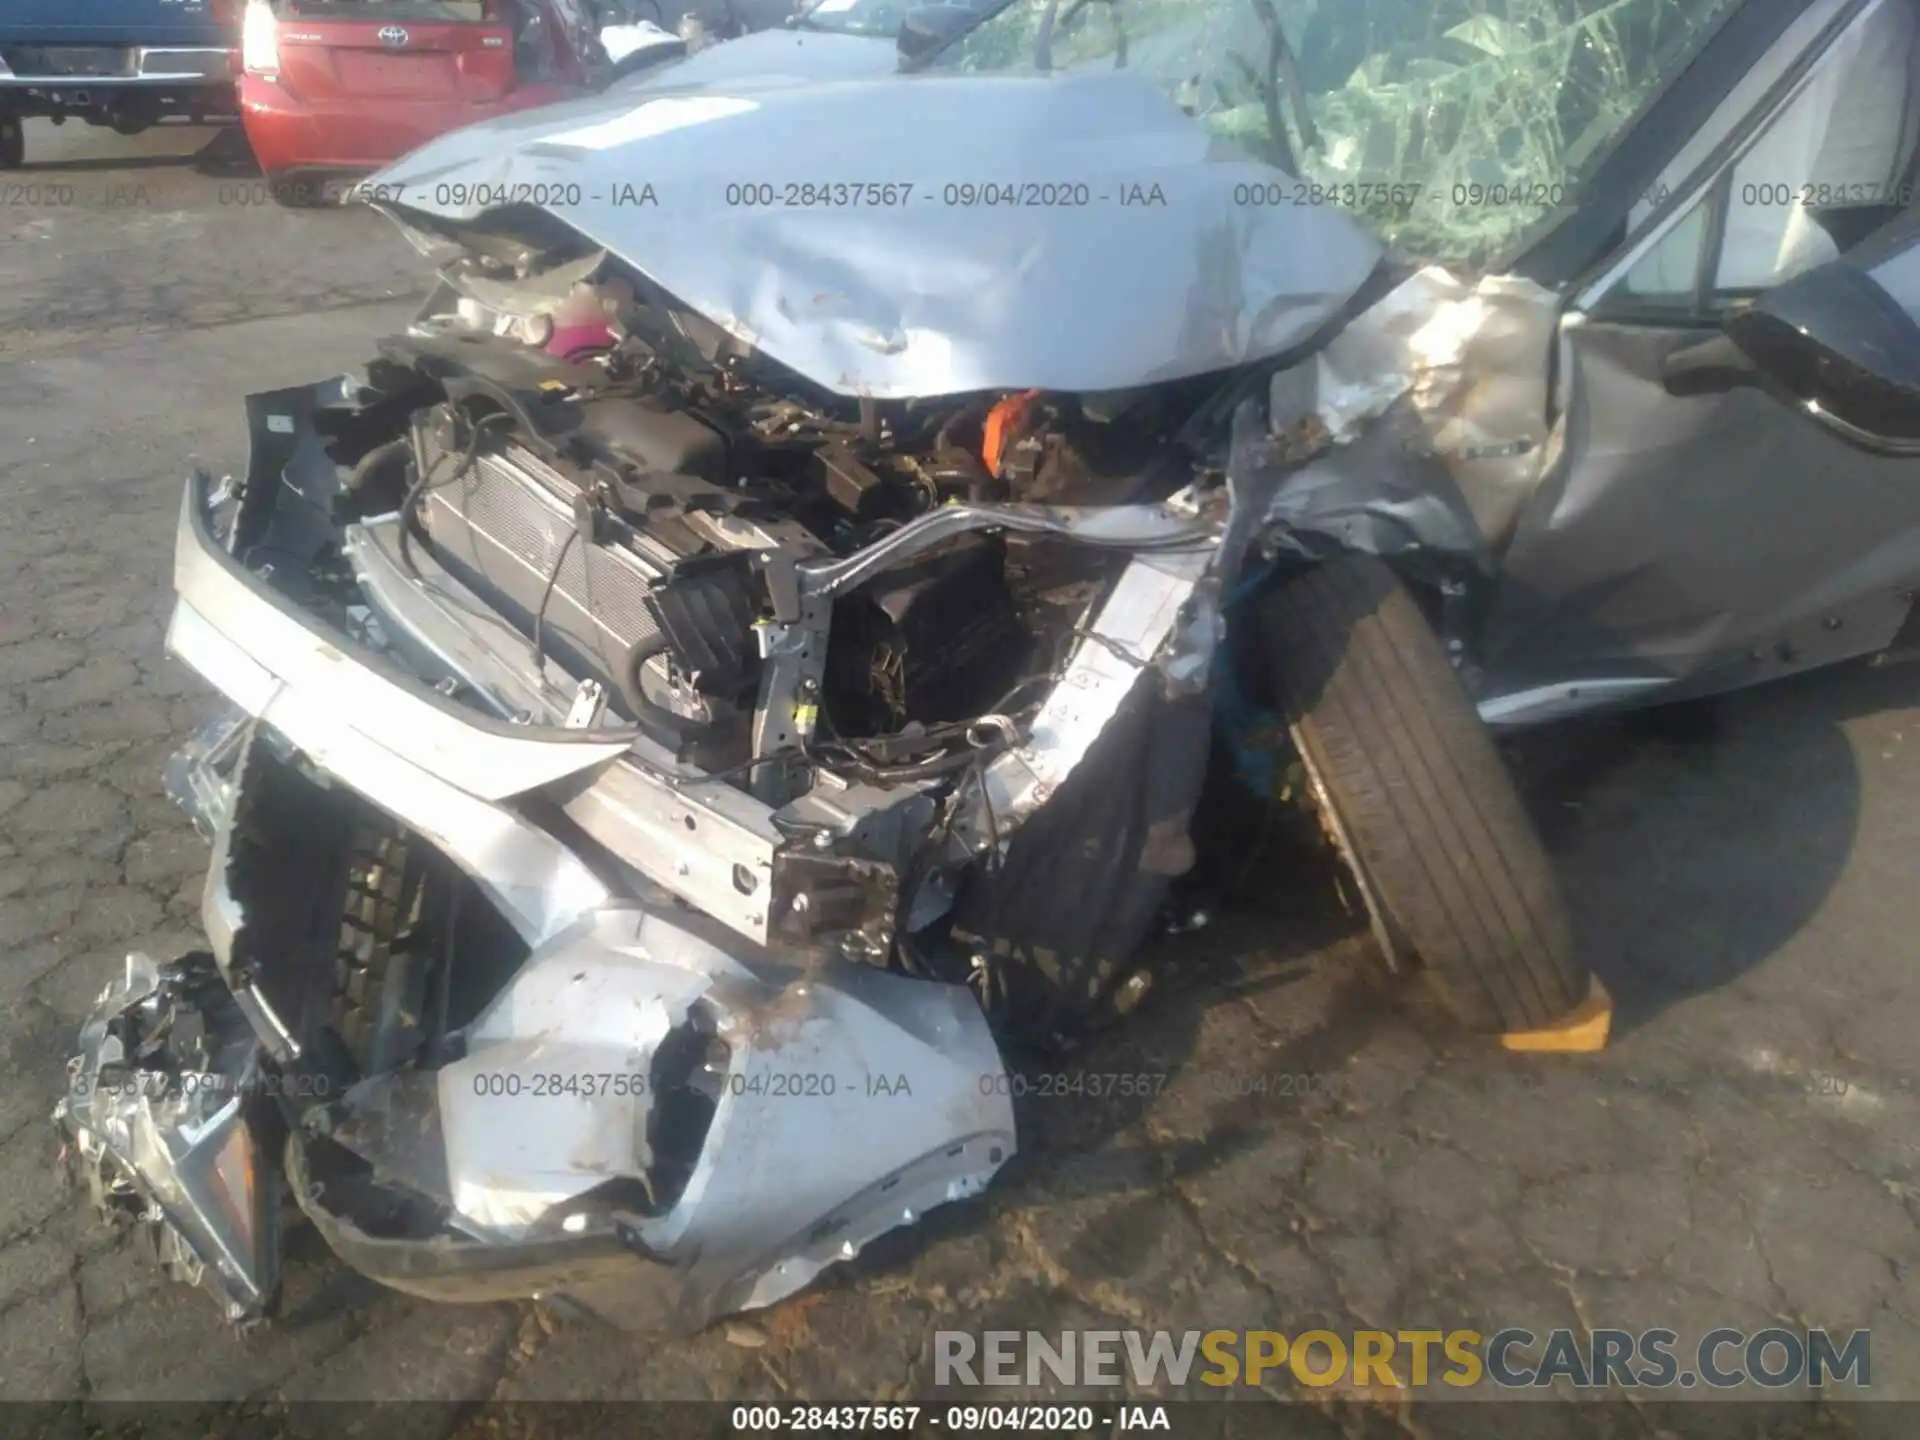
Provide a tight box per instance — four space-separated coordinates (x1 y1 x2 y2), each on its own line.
728 1405 1171 1432
463 1071 1335 1102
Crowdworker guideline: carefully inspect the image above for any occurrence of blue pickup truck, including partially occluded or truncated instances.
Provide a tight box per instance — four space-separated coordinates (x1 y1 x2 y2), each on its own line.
0 0 239 168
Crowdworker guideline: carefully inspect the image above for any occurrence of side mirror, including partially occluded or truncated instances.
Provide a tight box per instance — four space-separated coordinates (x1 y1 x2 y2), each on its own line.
1722 244 1920 454
897 4 973 60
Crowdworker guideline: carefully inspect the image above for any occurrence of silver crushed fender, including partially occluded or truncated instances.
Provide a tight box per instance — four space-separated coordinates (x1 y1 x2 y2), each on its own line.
946 403 1292 849
1277 265 1563 558
949 547 1211 853
438 908 1014 1328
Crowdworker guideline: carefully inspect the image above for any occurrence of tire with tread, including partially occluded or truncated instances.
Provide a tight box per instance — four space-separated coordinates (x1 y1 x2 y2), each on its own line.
1255 553 1588 1032
0 116 24 170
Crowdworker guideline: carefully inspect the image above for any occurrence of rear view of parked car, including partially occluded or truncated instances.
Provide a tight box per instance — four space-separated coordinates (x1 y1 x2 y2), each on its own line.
237 0 606 202
0 0 242 169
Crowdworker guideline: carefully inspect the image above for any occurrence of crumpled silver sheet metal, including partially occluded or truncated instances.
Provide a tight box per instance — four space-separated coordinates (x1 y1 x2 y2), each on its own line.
54 953 280 1324
437 907 1016 1329
368 69 1382 399
163 492 1020 1327
1260 396 1494 573
1301 265 1561 552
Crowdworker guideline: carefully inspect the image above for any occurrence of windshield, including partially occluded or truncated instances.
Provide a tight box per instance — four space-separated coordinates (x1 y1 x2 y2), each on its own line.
794 0 906 35
797 0 913 36
929 0 1744 267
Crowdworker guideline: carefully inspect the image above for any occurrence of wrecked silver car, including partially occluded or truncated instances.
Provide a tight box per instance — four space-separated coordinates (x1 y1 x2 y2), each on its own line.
56 0 1920 1329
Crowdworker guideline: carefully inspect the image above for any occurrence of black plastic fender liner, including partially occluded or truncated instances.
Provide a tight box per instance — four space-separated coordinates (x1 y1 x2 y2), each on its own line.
947 668 1215 1049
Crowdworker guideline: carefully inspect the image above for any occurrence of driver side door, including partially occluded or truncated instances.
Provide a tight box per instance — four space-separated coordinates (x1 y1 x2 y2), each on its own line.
1478 0 1920 720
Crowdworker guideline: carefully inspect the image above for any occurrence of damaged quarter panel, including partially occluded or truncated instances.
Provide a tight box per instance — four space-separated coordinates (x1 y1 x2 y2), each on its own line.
365 69 1384 398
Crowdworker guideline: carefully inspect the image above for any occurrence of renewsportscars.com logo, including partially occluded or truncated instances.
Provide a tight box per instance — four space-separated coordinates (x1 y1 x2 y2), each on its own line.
935 1328 1872 1391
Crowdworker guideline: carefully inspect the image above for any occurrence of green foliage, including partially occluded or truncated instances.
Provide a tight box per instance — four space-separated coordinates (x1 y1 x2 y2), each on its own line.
940 0 1740 268
1293 0 1736 266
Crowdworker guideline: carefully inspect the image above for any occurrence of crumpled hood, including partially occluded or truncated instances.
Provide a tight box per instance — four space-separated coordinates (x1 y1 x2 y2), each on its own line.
371 70 1383 399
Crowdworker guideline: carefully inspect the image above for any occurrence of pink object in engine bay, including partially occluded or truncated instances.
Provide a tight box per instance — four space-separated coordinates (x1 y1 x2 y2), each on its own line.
540 279 628 359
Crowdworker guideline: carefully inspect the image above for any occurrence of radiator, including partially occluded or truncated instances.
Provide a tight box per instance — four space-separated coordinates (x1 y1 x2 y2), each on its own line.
417 437 679 708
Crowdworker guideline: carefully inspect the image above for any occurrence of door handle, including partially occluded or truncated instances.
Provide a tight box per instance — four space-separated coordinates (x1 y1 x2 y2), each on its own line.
1661 333 1760 397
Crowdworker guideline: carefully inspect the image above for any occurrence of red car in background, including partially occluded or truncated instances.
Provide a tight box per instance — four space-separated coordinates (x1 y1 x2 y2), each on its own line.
238 0 606 203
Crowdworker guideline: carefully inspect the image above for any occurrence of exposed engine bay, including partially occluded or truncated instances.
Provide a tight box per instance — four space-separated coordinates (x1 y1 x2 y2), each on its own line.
55 240 1307 1333
316 242 1255 1005
363 250 1201 781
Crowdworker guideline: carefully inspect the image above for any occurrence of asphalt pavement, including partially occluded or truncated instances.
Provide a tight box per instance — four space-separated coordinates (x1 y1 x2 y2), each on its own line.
3 119 1919 1437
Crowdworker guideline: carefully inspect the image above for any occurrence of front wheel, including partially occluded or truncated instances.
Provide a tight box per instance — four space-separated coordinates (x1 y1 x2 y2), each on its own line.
1255 554 1590 1032
0 116 24 169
